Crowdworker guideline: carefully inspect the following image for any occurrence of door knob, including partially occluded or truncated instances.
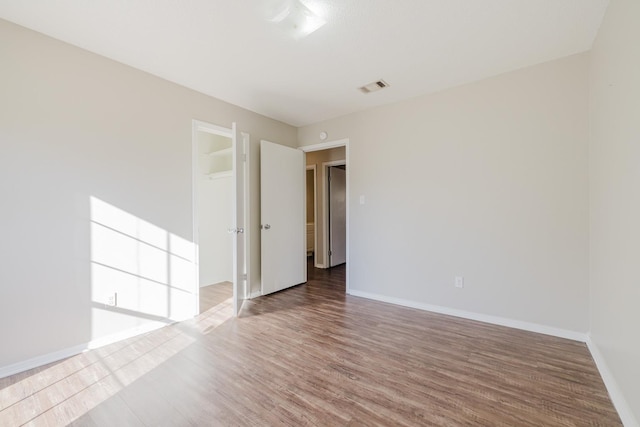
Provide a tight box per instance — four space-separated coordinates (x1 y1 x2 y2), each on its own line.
263 224 271 230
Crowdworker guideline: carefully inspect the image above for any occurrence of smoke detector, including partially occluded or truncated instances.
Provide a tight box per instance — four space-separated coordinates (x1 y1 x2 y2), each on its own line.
359 79 390 94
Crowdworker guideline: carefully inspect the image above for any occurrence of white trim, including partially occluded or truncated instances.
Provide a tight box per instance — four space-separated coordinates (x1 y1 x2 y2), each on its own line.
242 132 251 301
85 321 173 350
0 321 171 379
322 160 346 165
301 138 349 152
191 121 203 316
230 127 250 315
193 120 233 137
231 122 240 316
0 344 87 379
347 289 588 342
249 290 262 299
586 338 639 427
345 141 350 293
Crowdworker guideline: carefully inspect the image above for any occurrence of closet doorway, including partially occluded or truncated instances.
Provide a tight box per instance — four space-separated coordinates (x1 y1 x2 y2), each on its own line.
196 129 233 313
193 121 249 316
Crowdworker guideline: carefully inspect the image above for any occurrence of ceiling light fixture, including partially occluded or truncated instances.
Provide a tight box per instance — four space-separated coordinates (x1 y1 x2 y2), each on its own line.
268 0 326 39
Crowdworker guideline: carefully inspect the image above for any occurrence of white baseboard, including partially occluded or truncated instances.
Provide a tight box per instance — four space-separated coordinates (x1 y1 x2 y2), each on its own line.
249 290 262 299
200 281 232 288
0 321 173 380
85 321 173 351
0 343 89 379
315 263 326 269
586 338 639 427
346 289 588 342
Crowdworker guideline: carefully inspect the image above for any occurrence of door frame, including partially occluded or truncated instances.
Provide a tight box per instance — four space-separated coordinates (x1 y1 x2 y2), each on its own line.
300 138 350 293
234 126 251 308
191 119 249 316
324 160 346 268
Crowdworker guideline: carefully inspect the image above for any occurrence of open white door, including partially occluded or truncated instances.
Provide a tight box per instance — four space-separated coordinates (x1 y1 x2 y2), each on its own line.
260 140 306 295
231 123 248 315
329 166 346 267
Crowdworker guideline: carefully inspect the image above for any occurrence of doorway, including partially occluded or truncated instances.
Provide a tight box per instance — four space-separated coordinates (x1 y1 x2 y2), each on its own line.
302 140 349 292
258 138 349 296
195 128 233 313
304 147 345 268
192 120 249 316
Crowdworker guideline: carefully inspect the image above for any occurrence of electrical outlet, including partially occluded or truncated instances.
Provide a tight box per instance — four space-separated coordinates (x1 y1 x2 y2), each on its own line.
106 293 117 306
455 276 464 289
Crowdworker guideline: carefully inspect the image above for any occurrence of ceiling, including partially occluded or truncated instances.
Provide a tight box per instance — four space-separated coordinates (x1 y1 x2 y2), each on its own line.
0 0 609 127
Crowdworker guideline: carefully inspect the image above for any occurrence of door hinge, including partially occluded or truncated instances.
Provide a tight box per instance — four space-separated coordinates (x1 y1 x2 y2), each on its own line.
243 153 247 162
328 250 332 256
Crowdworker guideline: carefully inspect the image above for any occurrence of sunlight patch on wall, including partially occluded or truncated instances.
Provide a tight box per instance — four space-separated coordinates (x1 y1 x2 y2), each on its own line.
89 197 196 341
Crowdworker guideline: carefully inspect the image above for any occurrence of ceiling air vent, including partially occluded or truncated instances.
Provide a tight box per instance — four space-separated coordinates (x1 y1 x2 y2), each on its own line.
359 79 389 94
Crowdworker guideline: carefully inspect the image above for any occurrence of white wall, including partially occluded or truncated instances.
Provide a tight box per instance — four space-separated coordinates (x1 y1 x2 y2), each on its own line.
198 174 233 286
0 18 296 372
589 0 640 424
299 53 590 334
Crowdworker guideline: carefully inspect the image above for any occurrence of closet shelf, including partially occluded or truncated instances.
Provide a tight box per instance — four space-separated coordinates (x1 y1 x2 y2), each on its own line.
203 147 233 157
206 171 233 180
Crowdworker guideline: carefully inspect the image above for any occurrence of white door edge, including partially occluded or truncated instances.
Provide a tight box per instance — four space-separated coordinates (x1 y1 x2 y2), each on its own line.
241 132 251 301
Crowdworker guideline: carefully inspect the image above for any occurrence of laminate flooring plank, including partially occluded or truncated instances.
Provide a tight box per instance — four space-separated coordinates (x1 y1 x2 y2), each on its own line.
66 394 144 427
199 282 233 314
108 378 191 427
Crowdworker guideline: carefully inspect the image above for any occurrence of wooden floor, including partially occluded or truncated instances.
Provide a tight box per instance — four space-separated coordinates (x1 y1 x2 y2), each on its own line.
0 264 621 426
199 281 233 314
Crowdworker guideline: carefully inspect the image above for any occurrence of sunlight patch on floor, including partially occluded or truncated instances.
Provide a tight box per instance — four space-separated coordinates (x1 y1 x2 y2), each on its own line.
0 298 233 426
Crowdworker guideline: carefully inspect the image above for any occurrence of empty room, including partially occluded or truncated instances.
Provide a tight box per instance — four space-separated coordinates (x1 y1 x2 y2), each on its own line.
0 0 638 425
